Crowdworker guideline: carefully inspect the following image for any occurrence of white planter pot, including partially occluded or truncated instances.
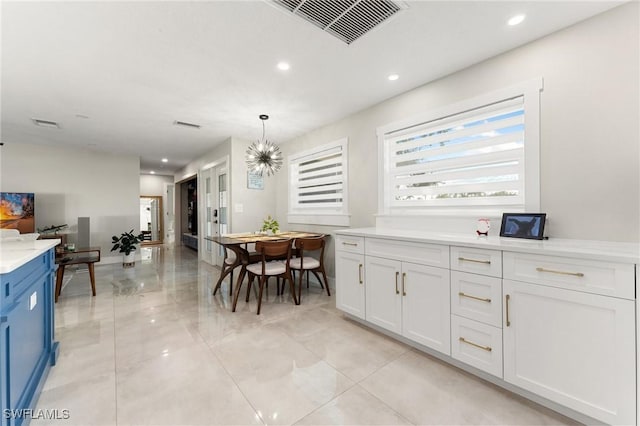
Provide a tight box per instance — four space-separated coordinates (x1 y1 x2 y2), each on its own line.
123 252 135 267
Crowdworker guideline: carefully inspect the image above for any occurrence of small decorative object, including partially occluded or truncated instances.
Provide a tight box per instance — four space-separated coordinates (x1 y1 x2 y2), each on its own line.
111 229 144 267
261 215 279 235
245 114 283 177
476 218 490 236
499 213 547 240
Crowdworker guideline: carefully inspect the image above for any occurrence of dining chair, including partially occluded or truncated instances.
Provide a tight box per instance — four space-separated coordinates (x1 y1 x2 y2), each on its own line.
287 236 330 303
232 239 298 315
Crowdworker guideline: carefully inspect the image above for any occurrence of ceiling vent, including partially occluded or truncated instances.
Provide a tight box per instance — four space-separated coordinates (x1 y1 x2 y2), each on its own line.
271 0 406 45
31 118 60 129
173 120 201 129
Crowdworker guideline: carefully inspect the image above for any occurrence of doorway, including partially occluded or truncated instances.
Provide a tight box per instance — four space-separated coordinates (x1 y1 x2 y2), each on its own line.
140 196 163 245
200 161 228 266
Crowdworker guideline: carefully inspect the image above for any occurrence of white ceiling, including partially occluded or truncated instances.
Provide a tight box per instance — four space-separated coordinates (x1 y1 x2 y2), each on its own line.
1 0 625 176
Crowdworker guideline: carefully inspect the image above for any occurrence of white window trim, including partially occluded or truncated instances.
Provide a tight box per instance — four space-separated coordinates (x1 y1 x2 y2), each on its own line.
377 78 543 217
287 138 350 227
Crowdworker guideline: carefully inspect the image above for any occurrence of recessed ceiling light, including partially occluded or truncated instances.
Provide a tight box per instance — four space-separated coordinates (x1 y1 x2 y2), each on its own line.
150 171 155 175
277 62 290 71
388 74 399 81
161 158 168 163
508 14 526 26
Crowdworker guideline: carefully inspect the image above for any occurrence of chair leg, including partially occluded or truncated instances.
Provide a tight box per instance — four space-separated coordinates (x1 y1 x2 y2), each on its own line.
256 276 267 315
246 274 255 303
320 268 331 296
288 273 299 305
229 269 234 297
306 270 310 288
231 267 247 312
297 269 304 304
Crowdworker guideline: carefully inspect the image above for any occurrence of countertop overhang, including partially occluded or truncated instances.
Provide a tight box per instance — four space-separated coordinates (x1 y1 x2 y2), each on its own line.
0 239 61 274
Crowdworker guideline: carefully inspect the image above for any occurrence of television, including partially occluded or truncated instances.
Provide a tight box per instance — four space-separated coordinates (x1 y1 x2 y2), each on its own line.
0 192 35 233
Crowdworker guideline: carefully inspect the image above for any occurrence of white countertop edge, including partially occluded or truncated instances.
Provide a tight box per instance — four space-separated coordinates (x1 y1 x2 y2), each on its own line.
333 228 640 264
0 239 60 274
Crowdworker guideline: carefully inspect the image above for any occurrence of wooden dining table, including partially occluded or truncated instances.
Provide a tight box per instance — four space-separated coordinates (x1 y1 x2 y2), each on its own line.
205 231 323 301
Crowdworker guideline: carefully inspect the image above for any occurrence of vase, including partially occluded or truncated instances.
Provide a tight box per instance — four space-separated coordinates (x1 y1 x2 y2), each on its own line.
123 252 135 267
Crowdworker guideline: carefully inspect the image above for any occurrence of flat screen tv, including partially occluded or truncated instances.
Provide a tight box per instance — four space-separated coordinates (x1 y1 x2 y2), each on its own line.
0 192 35 233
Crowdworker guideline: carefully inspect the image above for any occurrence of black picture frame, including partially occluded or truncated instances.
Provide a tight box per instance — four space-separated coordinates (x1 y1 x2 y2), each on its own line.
499 213 546 240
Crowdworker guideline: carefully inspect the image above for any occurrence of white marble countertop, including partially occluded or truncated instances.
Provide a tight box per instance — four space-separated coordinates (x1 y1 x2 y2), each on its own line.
334 227 640 264
0 239 60 274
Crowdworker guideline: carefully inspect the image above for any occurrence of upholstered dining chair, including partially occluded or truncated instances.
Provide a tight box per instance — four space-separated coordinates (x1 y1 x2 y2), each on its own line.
232 239 298 315
288 236 330 303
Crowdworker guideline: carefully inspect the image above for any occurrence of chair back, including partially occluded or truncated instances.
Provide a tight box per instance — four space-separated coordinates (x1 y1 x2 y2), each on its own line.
255 239 292 260
294 236 325 263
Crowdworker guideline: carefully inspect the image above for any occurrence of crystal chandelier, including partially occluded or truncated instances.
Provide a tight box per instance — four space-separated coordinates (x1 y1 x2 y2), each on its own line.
245 114 282 177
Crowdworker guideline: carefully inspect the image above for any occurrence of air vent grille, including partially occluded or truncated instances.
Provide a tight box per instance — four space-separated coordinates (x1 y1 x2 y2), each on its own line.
272 0 404 45
173 120 201 129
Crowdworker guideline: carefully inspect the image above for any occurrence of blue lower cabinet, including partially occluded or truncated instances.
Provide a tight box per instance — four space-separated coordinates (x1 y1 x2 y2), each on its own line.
1 249 59 426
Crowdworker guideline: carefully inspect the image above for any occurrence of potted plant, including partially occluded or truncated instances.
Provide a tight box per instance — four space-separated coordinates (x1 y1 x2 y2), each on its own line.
111 230 144 267
261 215 279 235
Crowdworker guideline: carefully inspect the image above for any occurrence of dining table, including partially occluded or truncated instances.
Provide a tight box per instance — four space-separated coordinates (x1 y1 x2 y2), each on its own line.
205 231 324 301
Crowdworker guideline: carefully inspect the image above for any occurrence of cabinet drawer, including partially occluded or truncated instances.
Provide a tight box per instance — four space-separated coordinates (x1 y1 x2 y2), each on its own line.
335 235 365 254
503 252 635 299
365 238 448 268
451 315 503 378
450 246 502 277
451 271 502 327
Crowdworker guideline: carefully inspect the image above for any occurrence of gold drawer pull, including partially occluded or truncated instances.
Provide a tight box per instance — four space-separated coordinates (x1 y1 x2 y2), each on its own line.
402 272 406 296
536 267 584 277
505 294 511 327
458 292 491 303
458 257 491 265
342 242 358 246
358 264 363 284
395 271 399 295
459 337 492 352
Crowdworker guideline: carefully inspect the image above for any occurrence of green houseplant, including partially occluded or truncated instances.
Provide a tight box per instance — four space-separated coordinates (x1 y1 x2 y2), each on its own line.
111 230 144 266
261 215 279 234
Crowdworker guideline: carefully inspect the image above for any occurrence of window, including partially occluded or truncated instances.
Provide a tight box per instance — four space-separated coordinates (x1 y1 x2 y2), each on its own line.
378 79 542 215
288 138 349 226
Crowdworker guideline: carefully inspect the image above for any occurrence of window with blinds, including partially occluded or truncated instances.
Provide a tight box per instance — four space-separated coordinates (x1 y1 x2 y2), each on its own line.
384 97 525 207
379 76 543 215
288 138 349 226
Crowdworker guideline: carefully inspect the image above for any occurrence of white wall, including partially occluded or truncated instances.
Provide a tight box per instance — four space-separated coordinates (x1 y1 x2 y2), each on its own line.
276 2 639 244
0 143 140 263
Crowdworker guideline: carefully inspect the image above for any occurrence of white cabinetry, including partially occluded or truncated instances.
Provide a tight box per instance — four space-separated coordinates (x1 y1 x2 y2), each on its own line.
364 239 450 354
366 256 451 353
334 230 638 425
503 253 636 425
335 235 365 319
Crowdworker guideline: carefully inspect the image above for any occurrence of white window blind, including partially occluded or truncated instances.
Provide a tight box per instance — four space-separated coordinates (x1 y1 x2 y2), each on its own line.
288 138 350 226
384 96 525 208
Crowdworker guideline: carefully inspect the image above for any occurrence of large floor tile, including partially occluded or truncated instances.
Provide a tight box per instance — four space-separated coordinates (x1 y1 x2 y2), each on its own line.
116 343 260 425
33 374 117 426
360 350 578 425
212 324 355 425
295 385 411 425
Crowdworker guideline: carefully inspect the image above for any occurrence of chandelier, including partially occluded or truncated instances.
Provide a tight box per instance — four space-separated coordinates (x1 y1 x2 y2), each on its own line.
245 114 283 177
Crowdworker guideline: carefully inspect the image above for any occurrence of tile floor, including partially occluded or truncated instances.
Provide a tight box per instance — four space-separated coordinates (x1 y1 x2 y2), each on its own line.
34 245 579 425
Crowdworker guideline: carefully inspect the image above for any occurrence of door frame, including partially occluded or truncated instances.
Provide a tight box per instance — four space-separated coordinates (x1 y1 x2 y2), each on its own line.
199 156 230 266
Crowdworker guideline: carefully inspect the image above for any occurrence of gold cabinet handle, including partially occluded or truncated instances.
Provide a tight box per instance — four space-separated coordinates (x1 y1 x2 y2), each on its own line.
458 257 490 265
342 242 358 247
505 294 511 327
358 264 363 284
459 337 492 352
395 271 399 294
458 292 491 303
536 267 584 277
402 272 406 296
